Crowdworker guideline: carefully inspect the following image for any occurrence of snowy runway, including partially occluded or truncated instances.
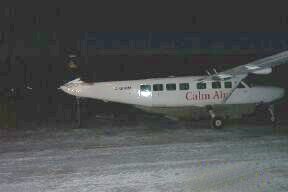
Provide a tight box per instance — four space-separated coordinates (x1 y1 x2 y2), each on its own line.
0 119 288 192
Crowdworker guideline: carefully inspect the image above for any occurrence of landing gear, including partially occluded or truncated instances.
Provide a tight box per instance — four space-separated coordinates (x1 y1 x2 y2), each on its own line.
207 106 224 129
212 117 224 129
268 104 278 126
256 102 278 127
75 96 81 128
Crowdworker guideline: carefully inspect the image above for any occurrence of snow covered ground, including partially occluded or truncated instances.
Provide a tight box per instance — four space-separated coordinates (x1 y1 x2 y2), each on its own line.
0 116 288 192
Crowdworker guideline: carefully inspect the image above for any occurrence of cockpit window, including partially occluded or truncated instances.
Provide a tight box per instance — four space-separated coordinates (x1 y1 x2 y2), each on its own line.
140 85 151 91
140 84 152 97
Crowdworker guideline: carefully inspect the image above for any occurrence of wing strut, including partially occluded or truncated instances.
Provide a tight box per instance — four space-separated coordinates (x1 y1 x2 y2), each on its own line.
222 74 247 104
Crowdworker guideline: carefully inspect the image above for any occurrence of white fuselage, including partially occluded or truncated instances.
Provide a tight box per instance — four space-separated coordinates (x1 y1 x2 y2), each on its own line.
60 76 285 108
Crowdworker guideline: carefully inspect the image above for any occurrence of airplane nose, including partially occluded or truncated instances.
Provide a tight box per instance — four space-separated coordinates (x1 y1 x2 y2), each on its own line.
59 85 74 95
59 78 84 96
59 85 70 94
59 82 82 96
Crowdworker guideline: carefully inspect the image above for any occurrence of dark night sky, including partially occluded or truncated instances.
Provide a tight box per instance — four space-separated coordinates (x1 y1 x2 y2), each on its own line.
1 6 288 86
78 32 288 87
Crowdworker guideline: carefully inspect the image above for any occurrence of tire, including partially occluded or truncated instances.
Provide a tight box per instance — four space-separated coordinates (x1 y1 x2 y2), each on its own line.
211 117 224 129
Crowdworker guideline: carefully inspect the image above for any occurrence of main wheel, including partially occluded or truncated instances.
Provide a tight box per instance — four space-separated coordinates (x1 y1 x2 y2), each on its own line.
211 117 224 129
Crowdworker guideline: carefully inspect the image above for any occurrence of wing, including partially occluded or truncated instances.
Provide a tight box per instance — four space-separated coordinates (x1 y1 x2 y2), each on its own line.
197 50 288 104
202 50 288 81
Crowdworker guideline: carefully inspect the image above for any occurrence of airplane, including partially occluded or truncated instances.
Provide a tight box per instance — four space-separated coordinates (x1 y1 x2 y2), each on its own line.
59 50 287 128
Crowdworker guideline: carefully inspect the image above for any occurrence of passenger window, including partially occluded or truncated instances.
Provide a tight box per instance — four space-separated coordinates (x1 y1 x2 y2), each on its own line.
212 81 221 89
140 84 151 91
224 81 232 89
153 84 163 91
179 83 189 90
237 82 245 88
166 83 176 91
197 82 206 89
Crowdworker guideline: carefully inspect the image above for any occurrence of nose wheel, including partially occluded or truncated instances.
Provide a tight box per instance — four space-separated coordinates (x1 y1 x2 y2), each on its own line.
74 96 81 128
